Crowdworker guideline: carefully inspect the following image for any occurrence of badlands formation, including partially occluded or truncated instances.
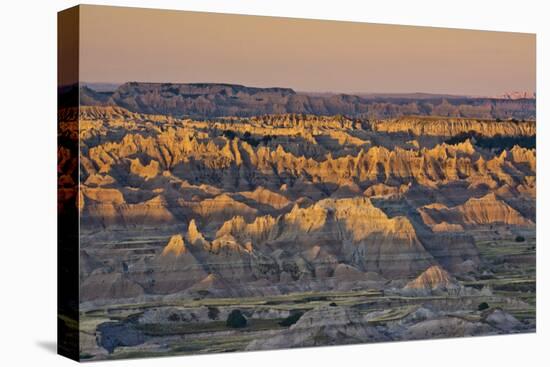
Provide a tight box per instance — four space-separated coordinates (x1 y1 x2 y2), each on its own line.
79 82 536 120
59 96 536 358
73 107 535 300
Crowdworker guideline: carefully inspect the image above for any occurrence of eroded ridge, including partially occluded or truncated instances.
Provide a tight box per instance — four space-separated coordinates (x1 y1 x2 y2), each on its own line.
68 107 535 360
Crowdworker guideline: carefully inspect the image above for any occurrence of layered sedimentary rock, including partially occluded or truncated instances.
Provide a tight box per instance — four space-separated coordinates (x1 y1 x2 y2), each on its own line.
239 186 291 210
80 191 177 228
77 82 536 120
405 265 455 289
145 235 208 294
214 197 434 277
81 125 534 194
419 193 534 229
73 108 535 301
80 272 144 302
372 116 535 137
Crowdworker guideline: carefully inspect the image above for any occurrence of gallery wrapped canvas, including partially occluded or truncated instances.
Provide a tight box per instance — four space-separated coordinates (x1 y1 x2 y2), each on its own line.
58 5 536 362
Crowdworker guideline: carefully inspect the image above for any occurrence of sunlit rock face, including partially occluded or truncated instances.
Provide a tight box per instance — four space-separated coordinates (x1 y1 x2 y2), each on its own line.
70 106 535 299
372 117 536 137
62 84 537 360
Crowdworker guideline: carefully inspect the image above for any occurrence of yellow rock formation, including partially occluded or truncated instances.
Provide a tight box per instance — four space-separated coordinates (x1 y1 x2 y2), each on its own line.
161 234 187 257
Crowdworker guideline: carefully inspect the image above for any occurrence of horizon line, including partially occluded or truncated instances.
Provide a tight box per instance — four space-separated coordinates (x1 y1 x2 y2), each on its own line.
79 81 536 99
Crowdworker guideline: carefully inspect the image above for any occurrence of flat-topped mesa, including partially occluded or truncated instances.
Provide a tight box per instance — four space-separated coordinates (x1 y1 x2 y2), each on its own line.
372 116 536 137
80 82 535 119
118 82 296 97
86 82 297 118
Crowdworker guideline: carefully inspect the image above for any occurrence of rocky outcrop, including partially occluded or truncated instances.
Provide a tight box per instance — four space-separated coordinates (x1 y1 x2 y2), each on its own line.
129 158 160 180
364 183 409 198
74 108 535 302
146 235 208 294
161 235 187 257
246 306 388 350
68 96 536 358
215 197 435 278
215 215 277 247
372 116 535 137
400 316 494 340
79 82 535 120
80 111 535 198
239 186 290 210
483 309 524 332
80 192 177 228
186 219 208 246
419 193 534 229
496 91 535 100
405 265 455 290
187 194 258 227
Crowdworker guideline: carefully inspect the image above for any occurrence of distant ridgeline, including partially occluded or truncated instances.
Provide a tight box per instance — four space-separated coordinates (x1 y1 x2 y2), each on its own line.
76 82 536 120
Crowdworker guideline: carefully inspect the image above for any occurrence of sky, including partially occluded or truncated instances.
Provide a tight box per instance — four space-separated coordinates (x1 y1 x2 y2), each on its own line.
77 5 536 96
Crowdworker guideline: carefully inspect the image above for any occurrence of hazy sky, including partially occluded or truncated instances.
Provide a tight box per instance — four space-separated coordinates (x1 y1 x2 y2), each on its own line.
79 5 535 96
